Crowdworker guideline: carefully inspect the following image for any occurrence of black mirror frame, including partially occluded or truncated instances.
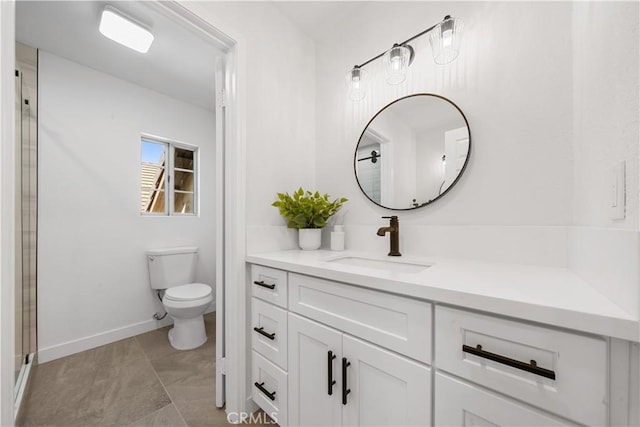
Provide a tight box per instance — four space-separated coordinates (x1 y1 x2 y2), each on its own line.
353 93 472 211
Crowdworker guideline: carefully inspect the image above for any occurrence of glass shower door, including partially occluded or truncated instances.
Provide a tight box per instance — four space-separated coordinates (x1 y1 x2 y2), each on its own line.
14 42 38 403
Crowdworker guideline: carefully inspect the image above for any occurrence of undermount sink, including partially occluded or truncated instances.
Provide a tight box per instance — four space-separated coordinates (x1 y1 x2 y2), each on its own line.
327 256 430 273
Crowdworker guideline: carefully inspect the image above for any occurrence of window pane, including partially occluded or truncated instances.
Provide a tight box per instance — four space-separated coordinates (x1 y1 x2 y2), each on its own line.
141 140 166 167
141 165 166 190
174 170 194 192
141 188 166 213
175 148 194 170
174 192 194 214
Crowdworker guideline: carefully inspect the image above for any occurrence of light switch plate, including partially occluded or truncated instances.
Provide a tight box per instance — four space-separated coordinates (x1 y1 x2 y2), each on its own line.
610 161 626 220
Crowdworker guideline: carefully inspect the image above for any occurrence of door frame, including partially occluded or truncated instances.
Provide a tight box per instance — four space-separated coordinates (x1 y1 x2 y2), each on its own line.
0 1 17 425
0 0 250 422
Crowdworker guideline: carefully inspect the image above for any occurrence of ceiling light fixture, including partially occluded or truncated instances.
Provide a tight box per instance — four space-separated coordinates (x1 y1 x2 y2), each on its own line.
99 6 154 54
347 15 463 101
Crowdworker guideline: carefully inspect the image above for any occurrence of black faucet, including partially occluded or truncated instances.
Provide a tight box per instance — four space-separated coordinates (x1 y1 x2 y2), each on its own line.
376 216 401 256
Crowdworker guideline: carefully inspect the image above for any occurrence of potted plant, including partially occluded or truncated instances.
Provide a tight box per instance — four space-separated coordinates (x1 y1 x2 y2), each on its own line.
273 188 348 250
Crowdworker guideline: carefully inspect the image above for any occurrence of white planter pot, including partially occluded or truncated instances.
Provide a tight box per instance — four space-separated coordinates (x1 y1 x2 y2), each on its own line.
298 228 322 250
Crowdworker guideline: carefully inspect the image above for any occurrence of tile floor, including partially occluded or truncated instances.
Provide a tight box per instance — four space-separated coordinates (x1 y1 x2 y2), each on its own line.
17 314 273 427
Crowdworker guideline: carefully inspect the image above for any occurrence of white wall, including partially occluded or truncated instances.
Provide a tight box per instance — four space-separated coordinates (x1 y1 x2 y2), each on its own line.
182 2 317 254
37 52 216 362
569 2 640 321
369 109 416 208
416 128 445 202
315 2 573 266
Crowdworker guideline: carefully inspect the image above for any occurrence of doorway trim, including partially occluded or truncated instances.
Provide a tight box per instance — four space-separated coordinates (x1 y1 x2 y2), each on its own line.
150 1 249 418
0 1 16 425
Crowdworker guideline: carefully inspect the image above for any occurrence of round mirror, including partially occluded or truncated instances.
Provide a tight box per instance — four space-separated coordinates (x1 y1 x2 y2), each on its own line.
354 93 471 210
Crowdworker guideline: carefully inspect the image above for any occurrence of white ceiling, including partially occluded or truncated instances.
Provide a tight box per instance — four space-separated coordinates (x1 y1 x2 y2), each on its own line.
16 1 222 111
385 95 466 134
273 1 366 41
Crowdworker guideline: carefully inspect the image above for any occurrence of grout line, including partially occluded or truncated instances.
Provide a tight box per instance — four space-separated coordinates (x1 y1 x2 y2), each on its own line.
134 334 191 427
125 402 174 426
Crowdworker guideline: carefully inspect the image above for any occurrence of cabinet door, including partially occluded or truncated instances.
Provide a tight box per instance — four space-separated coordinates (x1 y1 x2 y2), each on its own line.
342 335 431 427
435 373 573 426
288 313 342 427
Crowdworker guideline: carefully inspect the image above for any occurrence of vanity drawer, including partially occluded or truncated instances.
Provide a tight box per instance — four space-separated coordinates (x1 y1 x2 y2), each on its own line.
289 273 432 363
435 306 606 426
252 351 288 426
251 265 288 308
252 297 288 370
435 373 573 426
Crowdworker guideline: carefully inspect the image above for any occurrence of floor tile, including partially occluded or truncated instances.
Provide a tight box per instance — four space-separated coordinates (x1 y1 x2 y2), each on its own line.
128 404 187 427
17 312 252 427
18 340 171 426
150 348 215 389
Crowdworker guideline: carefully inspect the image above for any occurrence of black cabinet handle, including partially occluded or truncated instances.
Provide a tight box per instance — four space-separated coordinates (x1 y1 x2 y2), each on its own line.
254 381 276 401
254 280 275 290
253 326 276 340
328 351 337 395
462 344 556 380
342 357 351 405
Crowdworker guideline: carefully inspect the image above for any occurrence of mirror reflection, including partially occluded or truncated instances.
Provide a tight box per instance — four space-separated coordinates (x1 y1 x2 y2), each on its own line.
355 94 470 210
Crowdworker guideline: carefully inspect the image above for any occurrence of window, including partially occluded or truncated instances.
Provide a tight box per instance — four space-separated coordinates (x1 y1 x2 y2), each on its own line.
140 136 197 215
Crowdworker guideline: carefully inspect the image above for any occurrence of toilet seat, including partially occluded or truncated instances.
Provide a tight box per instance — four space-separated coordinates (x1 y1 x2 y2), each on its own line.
164 283 212 301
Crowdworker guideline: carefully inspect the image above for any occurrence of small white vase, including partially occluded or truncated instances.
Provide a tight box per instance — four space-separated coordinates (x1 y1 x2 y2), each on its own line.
298 228 322 250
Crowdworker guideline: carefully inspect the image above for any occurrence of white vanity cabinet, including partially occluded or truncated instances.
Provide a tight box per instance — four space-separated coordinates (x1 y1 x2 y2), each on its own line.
248 261 635 427
435 306 606 426
435 373 572 426
288 313 432 427
251 265 290 426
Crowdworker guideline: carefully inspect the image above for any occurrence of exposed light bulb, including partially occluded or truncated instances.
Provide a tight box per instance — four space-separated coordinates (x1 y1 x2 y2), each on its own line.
383 44 412 85
346 67 367 101
442 30 453 48
429 16 463 65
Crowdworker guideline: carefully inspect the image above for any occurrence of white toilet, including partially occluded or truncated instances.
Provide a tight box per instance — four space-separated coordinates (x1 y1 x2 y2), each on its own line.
147 247 213 350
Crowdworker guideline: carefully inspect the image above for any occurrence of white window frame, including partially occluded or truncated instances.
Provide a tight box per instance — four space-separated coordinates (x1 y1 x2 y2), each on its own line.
140 133 198 217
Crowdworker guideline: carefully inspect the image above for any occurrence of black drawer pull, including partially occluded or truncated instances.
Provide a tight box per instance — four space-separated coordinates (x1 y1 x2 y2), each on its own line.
253 326 276 340
254 280 275 290
328 351 337 395
342 357 351 405
462 344 556 380
254 381 276 401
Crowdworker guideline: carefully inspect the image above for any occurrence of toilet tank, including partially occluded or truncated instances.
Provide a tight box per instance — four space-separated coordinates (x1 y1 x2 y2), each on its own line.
147 247 198 289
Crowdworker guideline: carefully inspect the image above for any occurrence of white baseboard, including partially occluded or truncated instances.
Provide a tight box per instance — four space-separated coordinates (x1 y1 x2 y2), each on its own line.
38 303 216 364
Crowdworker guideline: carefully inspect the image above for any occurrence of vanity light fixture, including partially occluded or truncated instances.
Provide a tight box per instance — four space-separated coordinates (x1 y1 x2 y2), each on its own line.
347 15 463 100
383 44 413 85
99 6 154 54
346 66 368 101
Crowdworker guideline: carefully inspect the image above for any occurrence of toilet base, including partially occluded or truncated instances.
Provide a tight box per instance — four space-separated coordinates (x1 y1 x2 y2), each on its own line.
168 315 207 350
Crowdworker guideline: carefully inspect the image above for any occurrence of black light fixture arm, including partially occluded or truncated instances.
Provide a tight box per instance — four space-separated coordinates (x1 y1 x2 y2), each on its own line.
353 15 449 70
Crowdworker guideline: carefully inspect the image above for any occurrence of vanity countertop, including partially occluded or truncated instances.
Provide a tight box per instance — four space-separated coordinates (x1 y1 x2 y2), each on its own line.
247 250 639 342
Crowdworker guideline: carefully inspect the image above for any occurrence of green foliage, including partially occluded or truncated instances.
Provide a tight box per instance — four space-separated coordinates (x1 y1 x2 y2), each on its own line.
272 188 348 229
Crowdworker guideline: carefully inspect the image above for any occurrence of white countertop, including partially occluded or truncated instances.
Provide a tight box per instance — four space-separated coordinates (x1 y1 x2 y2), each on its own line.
247 250 639 342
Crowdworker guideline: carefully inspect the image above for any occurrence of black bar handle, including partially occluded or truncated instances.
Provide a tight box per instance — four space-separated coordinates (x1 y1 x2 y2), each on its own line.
462 344 556 380
254 382 276 401
254 280 275 290
328 351 337 395
253 326 276 340
342 357 351 405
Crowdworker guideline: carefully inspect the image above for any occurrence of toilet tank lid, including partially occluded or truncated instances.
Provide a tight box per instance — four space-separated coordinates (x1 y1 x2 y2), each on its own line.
147 247 198 256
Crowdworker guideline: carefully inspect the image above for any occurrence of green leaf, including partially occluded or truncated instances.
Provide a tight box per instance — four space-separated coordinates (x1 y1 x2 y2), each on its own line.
272 188 348 229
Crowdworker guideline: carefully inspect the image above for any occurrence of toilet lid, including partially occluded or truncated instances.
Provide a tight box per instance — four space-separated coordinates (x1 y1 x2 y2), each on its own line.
164 283 212 301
